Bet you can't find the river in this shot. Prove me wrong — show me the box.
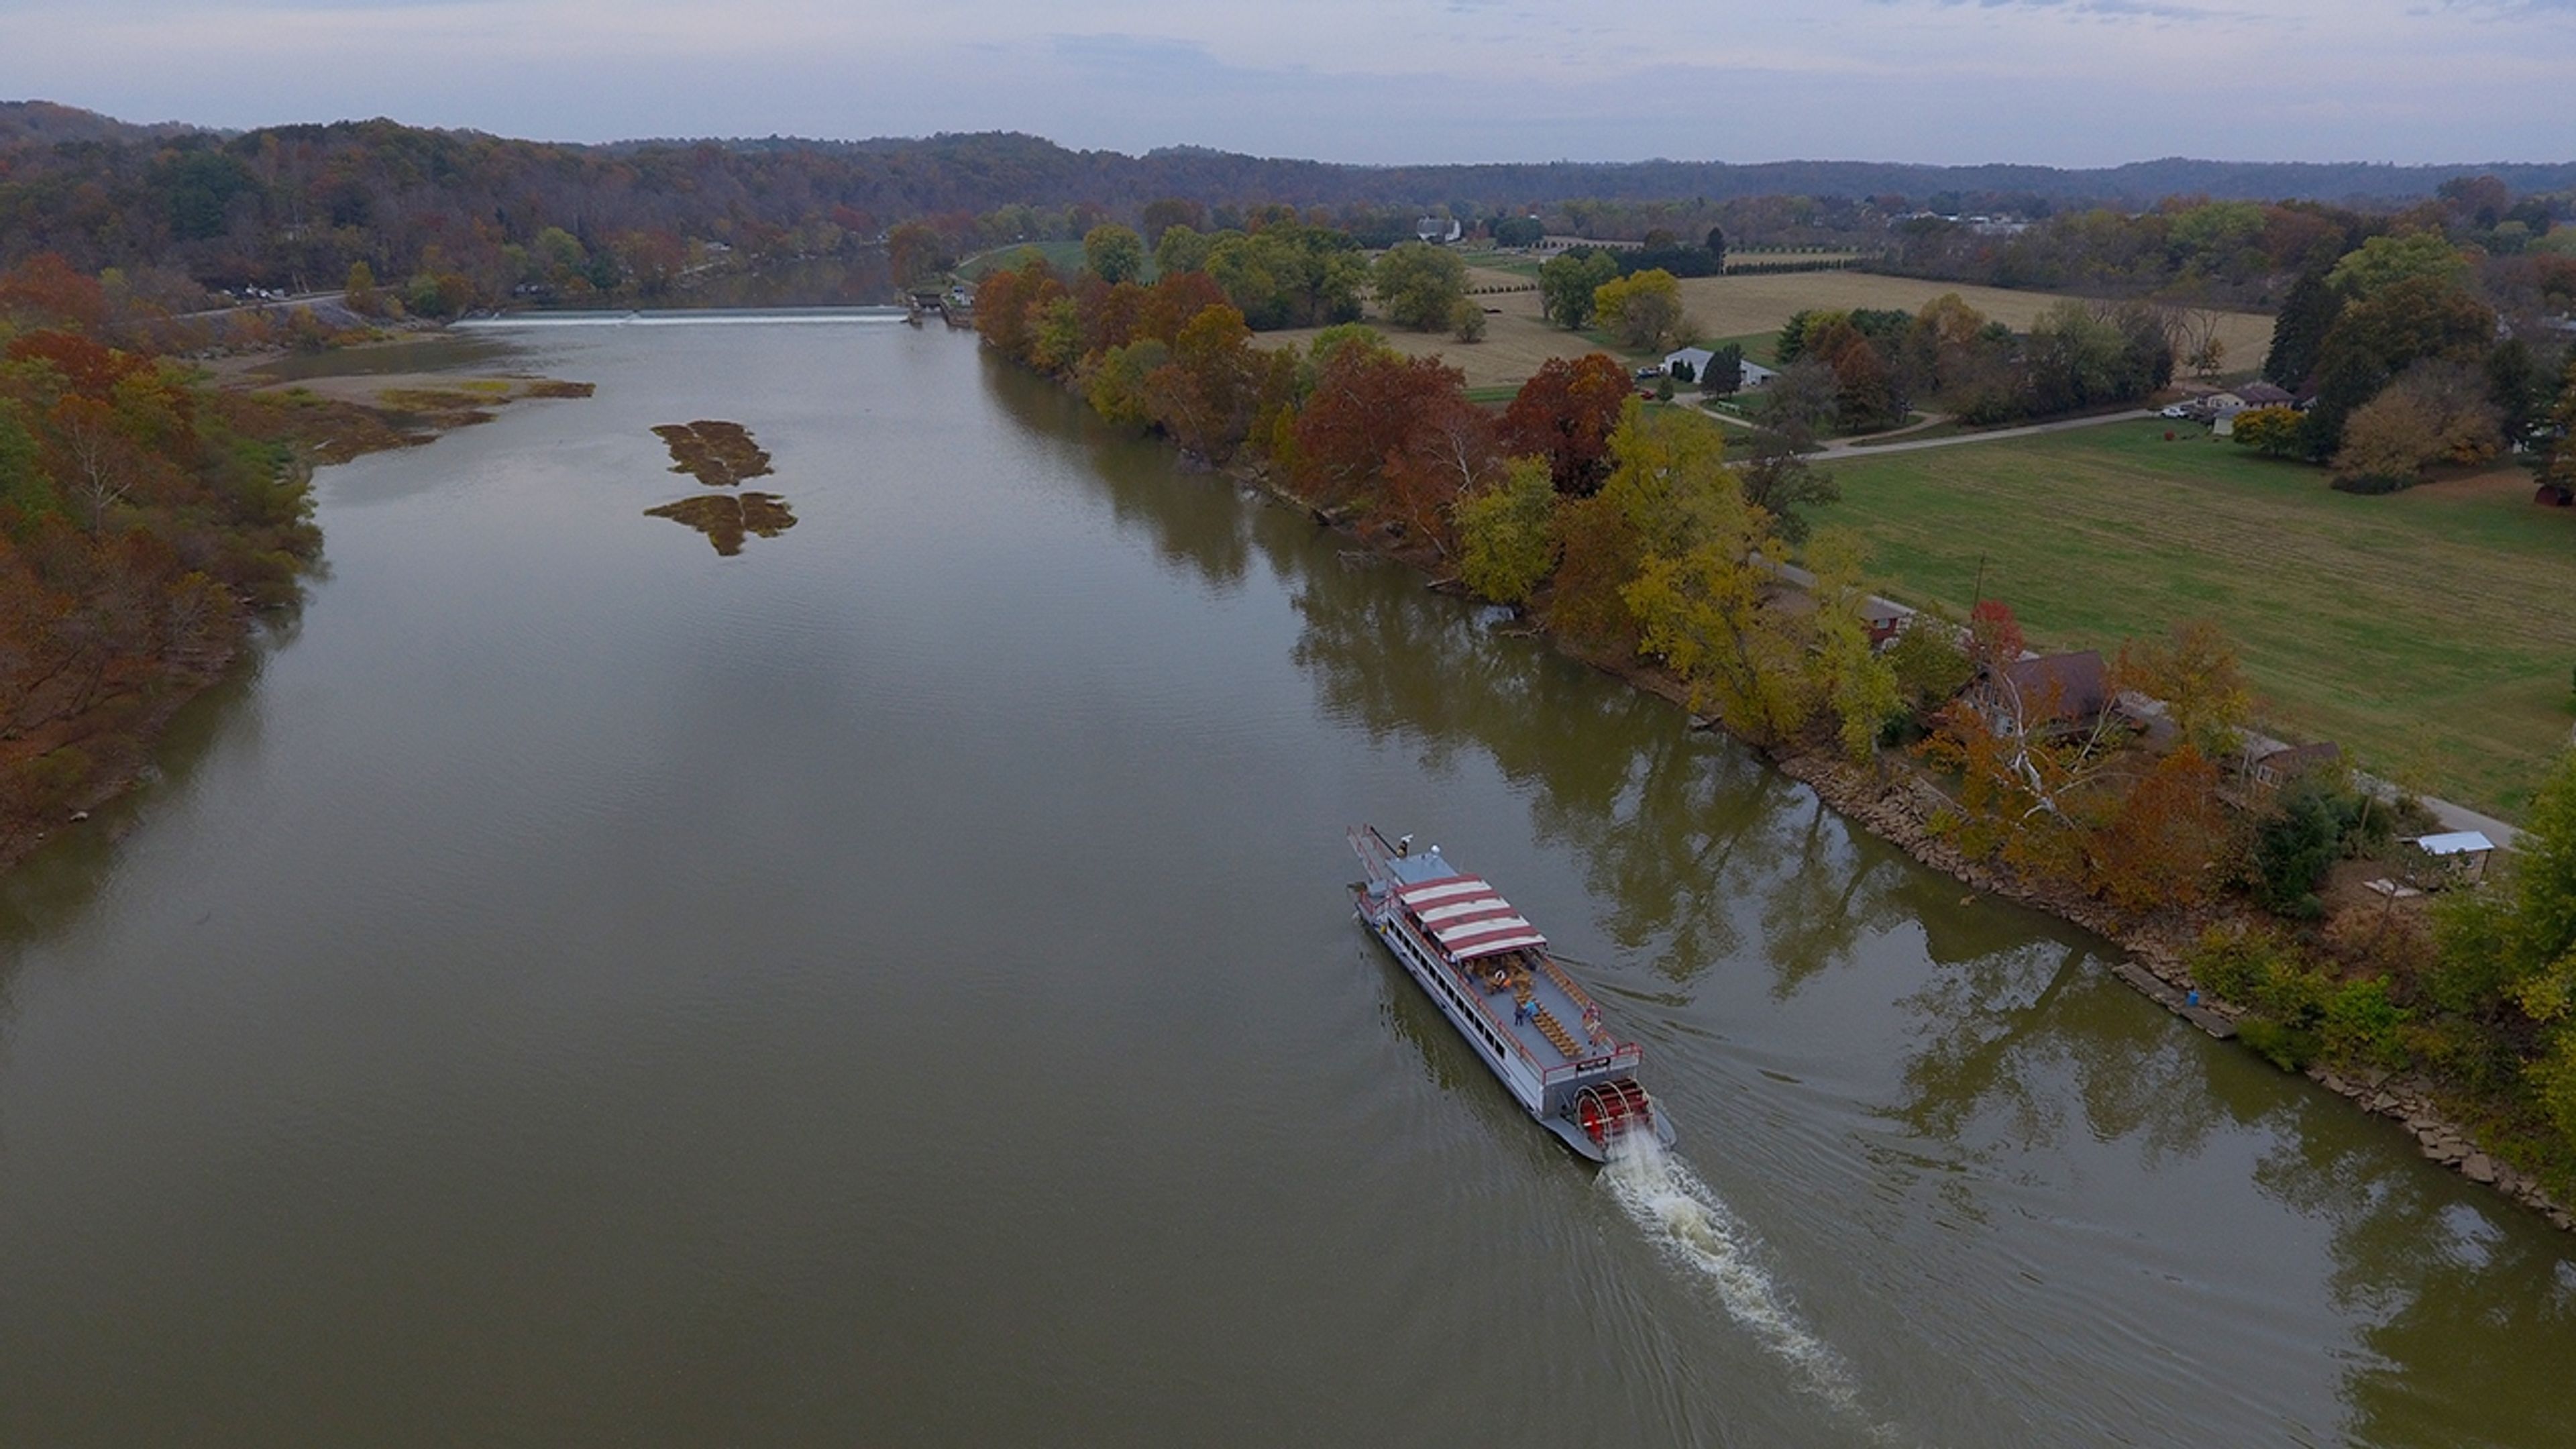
[1,313,2569,1447]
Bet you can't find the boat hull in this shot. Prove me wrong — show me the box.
[1354,892,1673,1164]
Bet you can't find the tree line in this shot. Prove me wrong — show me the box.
[973,234,2576,1209]
[2245,219,2576,491]
[0,252,323,855]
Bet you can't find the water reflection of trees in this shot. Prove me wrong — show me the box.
[1888,938,2576,1444]
[1892,951,2235,1165]
[1284,552,1791,978]
[0,644,273,1018]
[993,366,2576,1444]
[2253,1110,2576,1447]
[982,358,1254,590]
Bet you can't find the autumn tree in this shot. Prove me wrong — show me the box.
[2119,619,2251,757]
[343,260,382,317]
[887,221,949,286]
[1153,225,1215,278]
[1806,529,1902,761]
[1884,608,1974,716]
[1967,598,2024,670]
[1593,268,1685,350]
[1380,389,1501,555]
[1546,494,1646,650]
[2085,745,2228,912]
[0,253,107,333]
[1085,339,1169,430]
[1732,434,1839,544]
[1625,534,1811,747]
[2434,750,2576,1153]
[1499,352,1631,494]
[1138,198,1205,246]
[1142,305,1265,463]
[2228,405,2305,458]
[42,396,142,533]
[1538,249,1619,329]
[1454,456,1558,605]
[1083,224,1146,284]
[2307,274,2496,452]
[2331,360,2504,490]
[1288,339,1477,527]
[1762,360,1839,445]
[1600,405,1816,745]
[1371,242,1468,331]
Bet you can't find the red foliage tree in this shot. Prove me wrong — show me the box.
[1968,599,2024,669]
[1289,345,1470,506]
[1379,391,1501,555]
[1134,271,1228,345]
[2085,745,2229,912]
[1500,352,1630,495]
[0,254,107,333]
[1142,305,1263,462]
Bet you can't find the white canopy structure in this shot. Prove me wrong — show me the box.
[1395,875,1548,960]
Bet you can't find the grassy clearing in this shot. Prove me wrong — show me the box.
[1672,272,2275,366]
[1264,272,2274,393]
[1820,423,2576,817]
[956,241,1089,280]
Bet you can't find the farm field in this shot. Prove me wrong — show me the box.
[1264,271,2273,391]
[1821,422,2576,818]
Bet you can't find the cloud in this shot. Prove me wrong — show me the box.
[0,0,2566,163]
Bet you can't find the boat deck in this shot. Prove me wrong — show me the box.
[1381,847,1617,1070]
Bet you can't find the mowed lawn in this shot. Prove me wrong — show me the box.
[1823,423,2576,818]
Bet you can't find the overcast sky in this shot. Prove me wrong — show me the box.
[1,0,2569,166]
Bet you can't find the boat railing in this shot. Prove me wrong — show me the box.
[1540,1046,1642,1086]
[1535,952,1601,1015]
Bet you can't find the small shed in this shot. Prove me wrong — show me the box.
[2407,830,2496,885]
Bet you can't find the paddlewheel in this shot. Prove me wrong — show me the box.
[1574,1079,1654,1147]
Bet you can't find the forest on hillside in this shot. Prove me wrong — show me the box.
[5,99,2575,318]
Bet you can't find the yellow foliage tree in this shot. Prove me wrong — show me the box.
[1592,268,1685,350]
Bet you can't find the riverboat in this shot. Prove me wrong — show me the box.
[1348,826,1674,1162]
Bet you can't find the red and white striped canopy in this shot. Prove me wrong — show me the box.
[1396,875,1547,961]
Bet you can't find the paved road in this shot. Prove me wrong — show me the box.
[169,290,349,323]
[1817,407,2155,457]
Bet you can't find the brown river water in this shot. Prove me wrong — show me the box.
[1,312,2570,1446]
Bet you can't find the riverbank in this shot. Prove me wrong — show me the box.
[1237,452,2576,1234]
[0,338,594,878]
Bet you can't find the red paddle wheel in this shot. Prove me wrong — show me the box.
[1574,1079,1654,1146]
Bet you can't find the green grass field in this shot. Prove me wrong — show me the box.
[1819,423,2576,818]
[956,241,1100,281]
